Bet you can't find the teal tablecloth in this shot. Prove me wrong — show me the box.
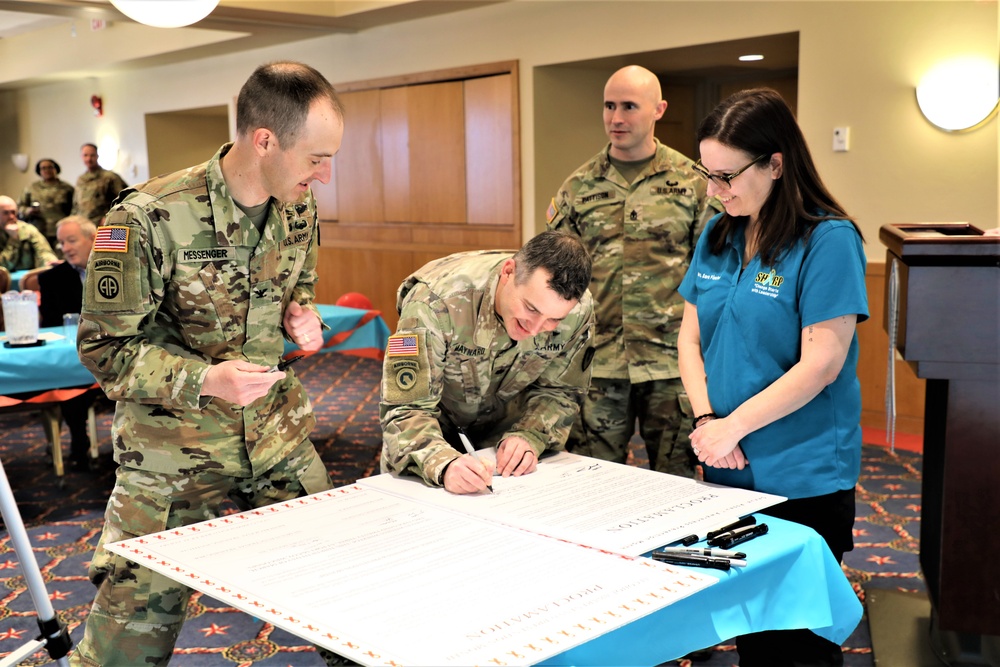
[544,515,862,665]
[1,305,389,396]
[0,328,93,396]
[284,304,390,358]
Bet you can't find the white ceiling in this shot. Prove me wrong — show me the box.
[0,1,799,91]
[0,0,503,88]
[0,7,65,38]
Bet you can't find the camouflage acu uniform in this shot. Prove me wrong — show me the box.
[546,139,719,475]
[71,143,333,667]
[72,167,128,224]
[380,251,594,487]
[16,178,74,242]
[0,220,57,270]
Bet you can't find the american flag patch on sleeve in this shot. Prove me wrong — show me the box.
[93,226,130,253]
[387,334,418,357]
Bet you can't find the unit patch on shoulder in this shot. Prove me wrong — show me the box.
[93,226,129,253]
[382,330,430,403]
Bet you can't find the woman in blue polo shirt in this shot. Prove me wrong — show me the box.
[678,88,867,667]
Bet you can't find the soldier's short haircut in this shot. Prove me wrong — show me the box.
[237,61,344,147]
[512,230,592,301]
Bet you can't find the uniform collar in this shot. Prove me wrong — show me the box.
[473,267,505,349]
[205,143,297,250]
[591,138,677,185]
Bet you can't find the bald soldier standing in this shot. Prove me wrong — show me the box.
[72,61,344,666]
[381,231,594,494]
[546,65,720,477]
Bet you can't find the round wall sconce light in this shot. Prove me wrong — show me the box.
[109,0,219,29]
[916,56,1000,133]
[97,137,120,171]
[11,153,29,173]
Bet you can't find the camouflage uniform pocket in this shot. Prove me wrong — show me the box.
[278,247,307,302]
[458,359,482,405]
[496,355,545,401]
[90,475,172,619]
[296,444,334,496]
[168,260,238,350]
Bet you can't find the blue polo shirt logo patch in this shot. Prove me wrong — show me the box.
[752,269,785,298]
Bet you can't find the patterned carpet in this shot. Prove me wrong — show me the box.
[0,352,924,666]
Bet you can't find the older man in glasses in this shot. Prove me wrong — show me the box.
[546,65,720,478]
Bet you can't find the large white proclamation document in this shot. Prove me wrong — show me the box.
[359,451,784,556]
[104,453,783,665]
[106,484,715,666]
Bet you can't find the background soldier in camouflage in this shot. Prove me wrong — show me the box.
[381,230,594,494]
[17,158,74,250]
[71,143,128,225]
[546,65,720,477]
[71,62,344,667]
[0,194,57,270]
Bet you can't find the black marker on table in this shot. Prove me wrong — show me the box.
[706,516,757,541]
[651,552,736,571]
[674,515,757,547]
[713,523,769,550]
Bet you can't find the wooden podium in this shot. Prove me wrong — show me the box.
[880,223,999,659]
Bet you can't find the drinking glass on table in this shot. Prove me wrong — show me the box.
[63,312,80,340]
[2,291,40,345]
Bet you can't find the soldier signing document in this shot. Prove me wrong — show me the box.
[380,231,596,495]
[72,61,344,666]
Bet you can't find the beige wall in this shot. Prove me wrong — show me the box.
[1,1,997,261]
[533,66,609,224]
[145,107,230,177]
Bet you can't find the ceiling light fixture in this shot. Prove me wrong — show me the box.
[739,54,764,62]
[916,56,1000,133]
[109,0,219,29]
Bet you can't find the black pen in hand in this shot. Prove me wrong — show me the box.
[272,355,305,372]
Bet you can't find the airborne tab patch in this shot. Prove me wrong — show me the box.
[92,257,124,304]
